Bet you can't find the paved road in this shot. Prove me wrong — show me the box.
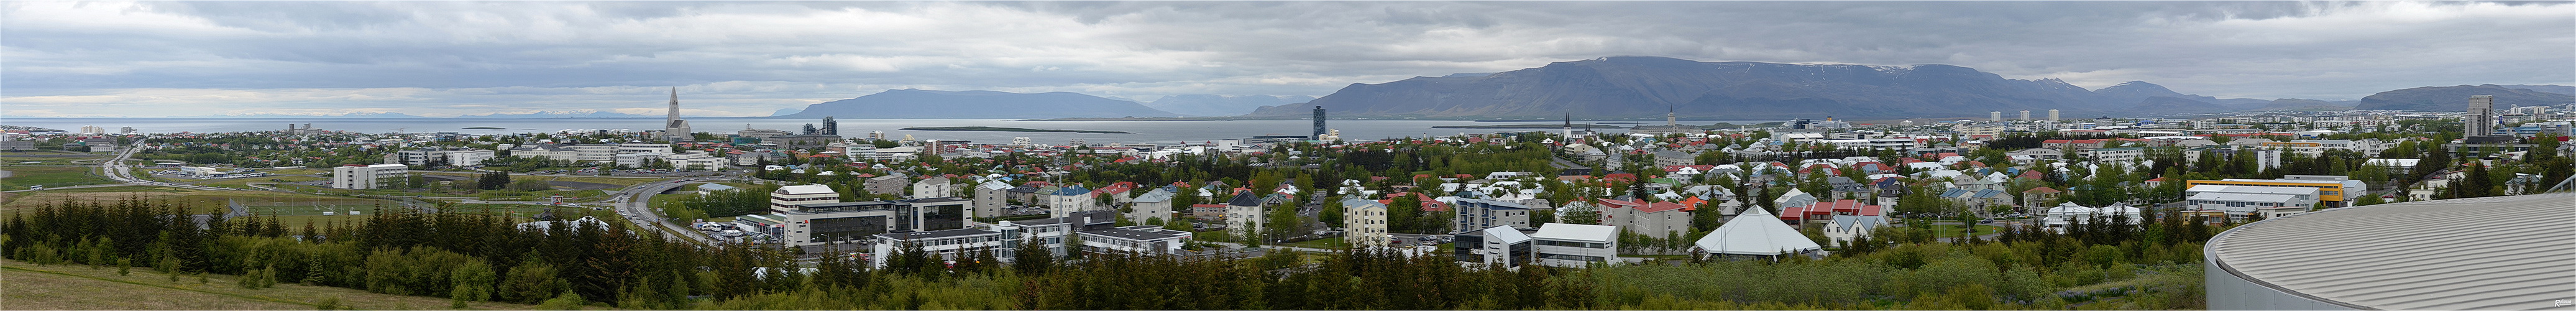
[86,141,232,192]
[613,177,720,244]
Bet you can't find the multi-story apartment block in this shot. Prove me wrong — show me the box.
[1452,198,1533,233]
[331,164,409,189]
[1342,198,1390,249]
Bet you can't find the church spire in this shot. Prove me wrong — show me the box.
[667,87,681,120]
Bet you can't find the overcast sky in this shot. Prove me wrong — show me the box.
[4,1,2571,118]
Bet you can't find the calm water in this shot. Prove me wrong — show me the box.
[6,118,1774,145]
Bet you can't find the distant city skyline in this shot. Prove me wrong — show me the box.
[3,1,2571,118]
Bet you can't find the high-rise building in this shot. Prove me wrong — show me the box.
[2048,109,2061,122]
[1312,106,1327,139]
[663,88,692,142]
[2466,95,2494,137]
[822,116,840,136]
[801,124,817,135]
[869,131,885,141]
[1990,111,2003,122]
[2019,110,2031,121]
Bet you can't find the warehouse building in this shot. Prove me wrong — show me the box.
[2183,185,2322,220]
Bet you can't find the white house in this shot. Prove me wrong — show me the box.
[1821,215,1889,245]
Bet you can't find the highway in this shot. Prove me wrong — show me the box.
[610,177,721,244]
[7,140,731,246]
[90,140,232,192]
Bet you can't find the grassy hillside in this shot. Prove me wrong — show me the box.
[1,260,536,310]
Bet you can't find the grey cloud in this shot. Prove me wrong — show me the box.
[2,1,2569,117]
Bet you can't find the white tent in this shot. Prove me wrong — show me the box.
[1695,205,1823,256]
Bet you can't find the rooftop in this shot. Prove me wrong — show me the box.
[776,184,836,195]
[2206,193,2576,310]
[1078,226,1193,241]
[875,228,999,241]
[1529,223,1618,243]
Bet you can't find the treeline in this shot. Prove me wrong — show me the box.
[1605,212,2224,310]
[6,198,2216,310]
[664,184,782,220]
[1,199,749,308]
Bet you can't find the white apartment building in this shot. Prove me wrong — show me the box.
[1127,188,1178,225]
[1224,190,1274,239]
[1529,223,1620,268]
[869,229,1004,269]
[770,185,841,213]
[509,144,616,162]
[1342,198,1391,249]
[972,180,1011,220]
[910,177,954,199]
[390,149,496,167]
[2084,147,2148,163]
[330,164,409,189]
[1075,225,1194,255]
[867,210,1162,268]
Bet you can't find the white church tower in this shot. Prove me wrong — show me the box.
[664,87,692,142]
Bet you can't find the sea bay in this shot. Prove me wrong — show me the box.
[6,118,1772,145]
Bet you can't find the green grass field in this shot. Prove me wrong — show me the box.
[32,185,192,193]
[0,155,107,166]
[190,175,324,190]
[1282,236,1348,249]
[0,166,117,190]
[0,259,537,310]
[0,188,403,218]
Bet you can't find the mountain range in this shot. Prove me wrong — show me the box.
[183,112,427,118]
[1142,95,1317,116]
[1245,57,2294,119]
[782,89,1183,119]
[2353,85,2576,111]
[457,110,659,118]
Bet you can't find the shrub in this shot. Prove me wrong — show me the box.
[537,291,587,310]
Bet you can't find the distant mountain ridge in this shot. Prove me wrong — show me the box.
[1144,95,1316,116]
[1246,56,2262,119]
[185,112,426,118]
[786,89,1181,119]
[2261,99,2359,111]
[2354,85,2576,111]
[2500,85,2576,96]
[457,110,656,118]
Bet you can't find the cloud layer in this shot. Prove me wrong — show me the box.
[4,1,2570,117]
